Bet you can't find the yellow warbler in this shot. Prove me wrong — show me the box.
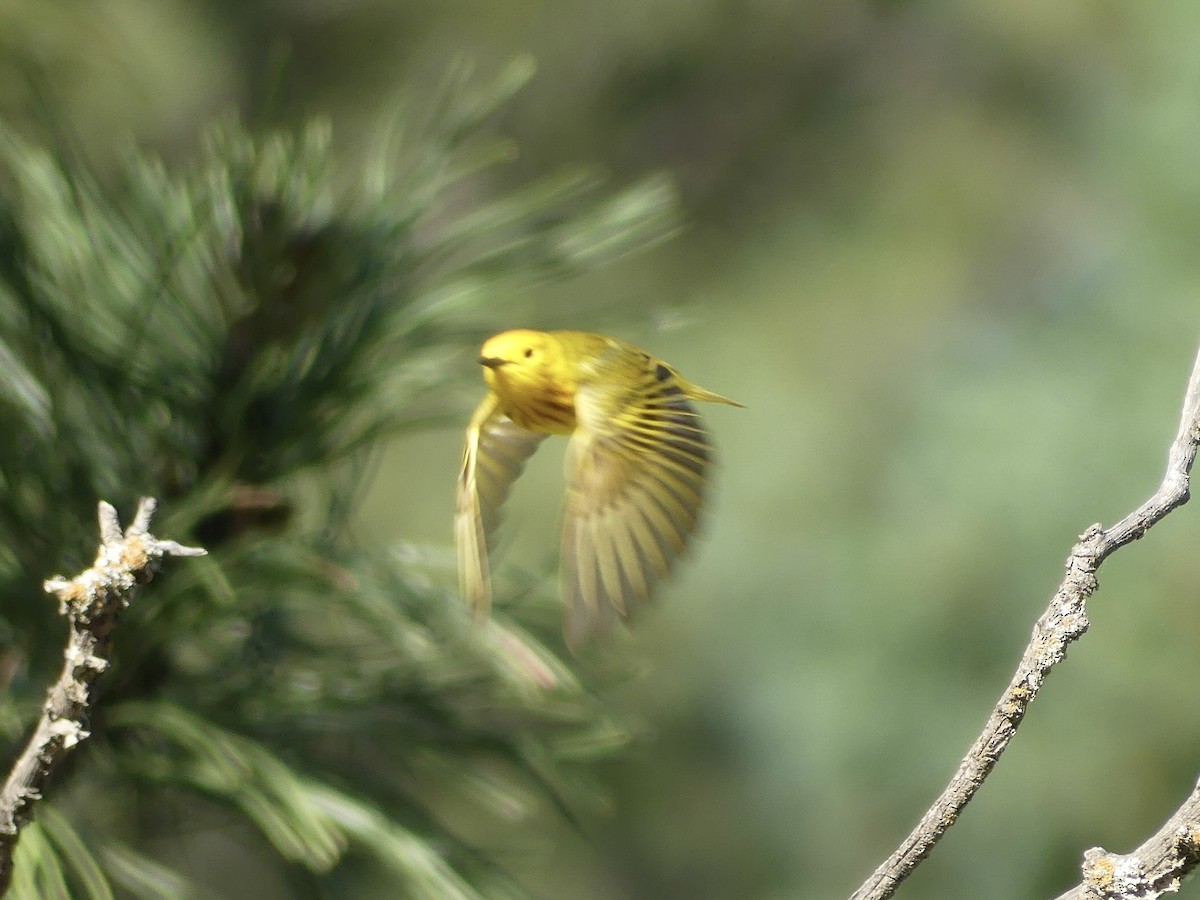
[456,329,741,649]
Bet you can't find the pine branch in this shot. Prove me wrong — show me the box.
[849,340,1200,900]
[0,498,205,894]
[0,67,674,892]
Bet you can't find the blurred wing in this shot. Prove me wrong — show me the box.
[456,393,547,618]
[561,354,712,648]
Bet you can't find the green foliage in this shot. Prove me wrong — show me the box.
[11,806,113,900]
[0,63,677,896]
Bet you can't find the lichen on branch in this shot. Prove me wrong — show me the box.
[0,498,205,894]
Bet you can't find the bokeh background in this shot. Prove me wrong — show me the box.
[5,2,1200,898]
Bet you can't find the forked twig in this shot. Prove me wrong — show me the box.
[850,343,1200,900]
[0,499,205,894]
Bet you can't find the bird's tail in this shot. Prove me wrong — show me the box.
[685,383,744,408]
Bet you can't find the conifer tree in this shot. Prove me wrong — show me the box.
[0,62,677,897]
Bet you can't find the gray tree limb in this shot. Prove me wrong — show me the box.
[850,342,1200,900]
[1054,807,1200,900]
[0,498,206,895]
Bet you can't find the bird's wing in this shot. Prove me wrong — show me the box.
[456,392,547,618]
[561,352,712,648]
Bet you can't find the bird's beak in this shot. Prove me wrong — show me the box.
[479,356,508,369]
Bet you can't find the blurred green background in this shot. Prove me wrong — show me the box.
[5,1,1200,898]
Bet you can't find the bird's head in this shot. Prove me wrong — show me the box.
[478,330,560,395]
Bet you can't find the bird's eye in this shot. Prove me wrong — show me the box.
[524,348,534,358]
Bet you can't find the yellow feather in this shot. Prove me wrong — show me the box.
[456,328,741,650]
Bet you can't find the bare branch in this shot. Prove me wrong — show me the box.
[850,343,1200,900]
[0,498,206,894]
[1052,784,1200,898]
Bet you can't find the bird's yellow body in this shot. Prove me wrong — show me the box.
[456,329,740,649]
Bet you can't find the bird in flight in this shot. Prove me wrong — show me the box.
[456,329,741,650]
